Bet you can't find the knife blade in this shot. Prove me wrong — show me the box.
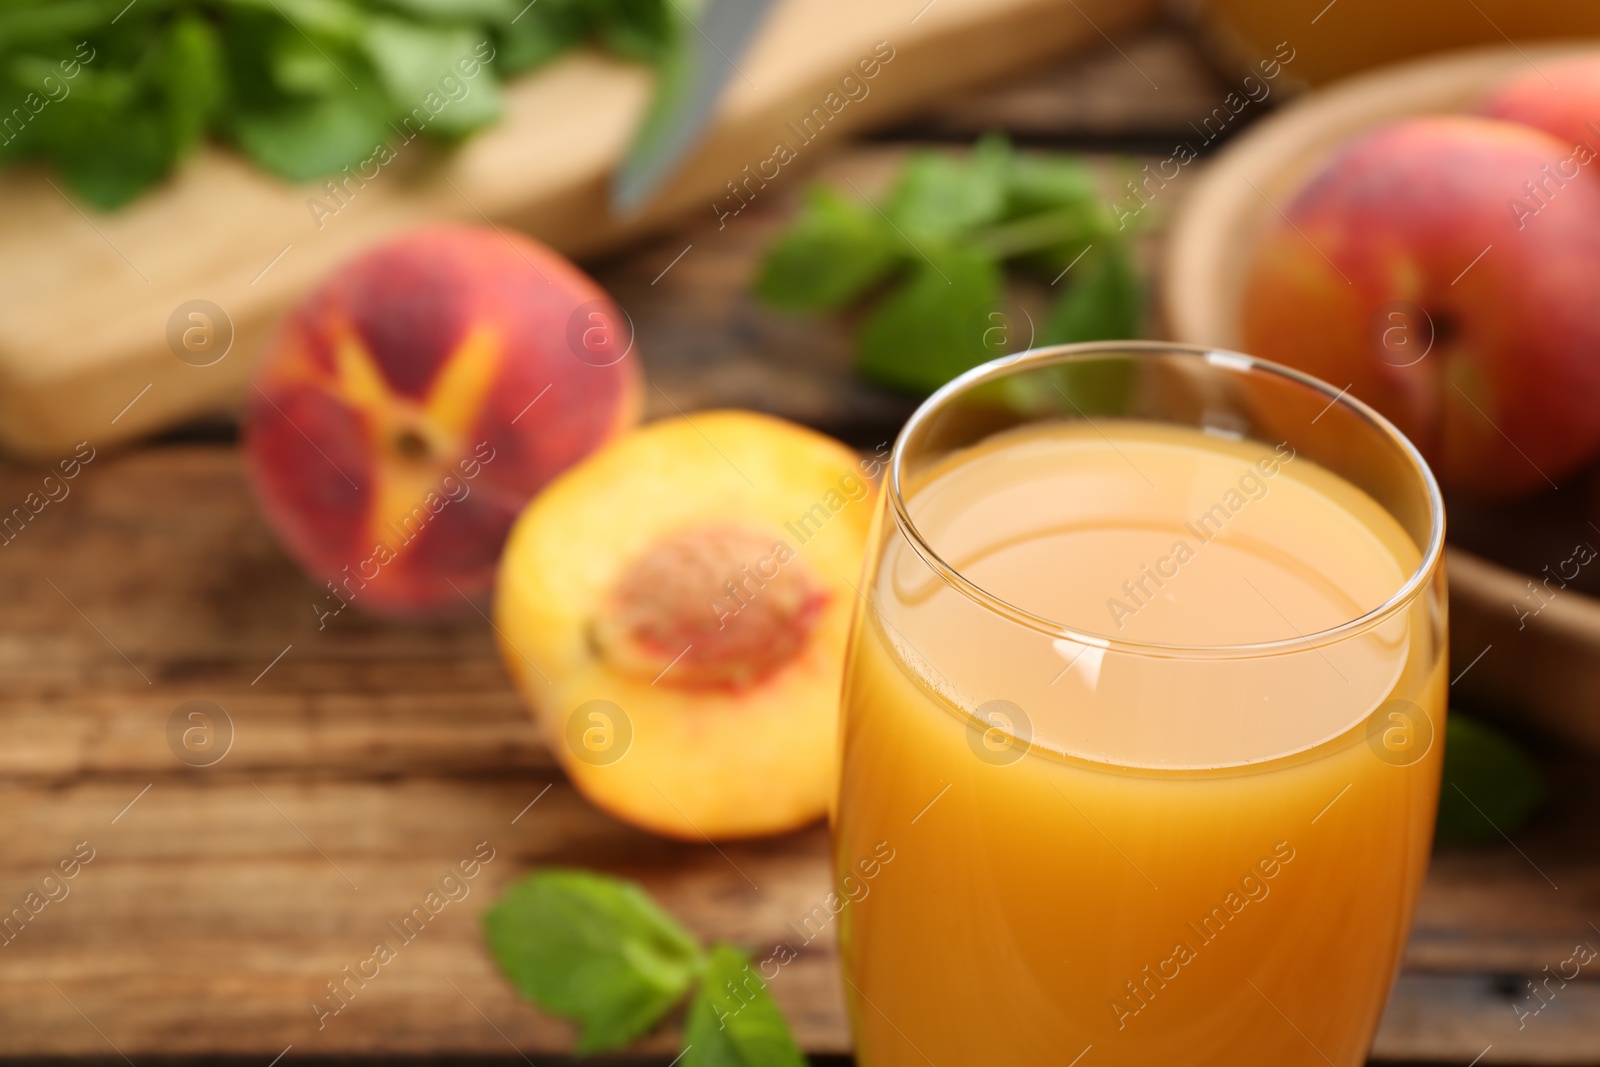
[610,0,779,216]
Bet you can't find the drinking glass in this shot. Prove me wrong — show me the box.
[833,342,1446,1066]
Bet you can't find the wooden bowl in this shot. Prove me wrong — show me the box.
[1163,43,1600,751]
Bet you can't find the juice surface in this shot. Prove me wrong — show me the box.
[834,419,1444,1067]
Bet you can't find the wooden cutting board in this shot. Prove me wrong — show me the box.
[0,0,1155,461]
[3,443,1599,1060]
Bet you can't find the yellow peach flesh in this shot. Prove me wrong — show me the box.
[494,411,874,840]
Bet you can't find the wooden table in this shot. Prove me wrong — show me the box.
[2,19,1597,1066]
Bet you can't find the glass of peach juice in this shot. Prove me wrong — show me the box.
[833,343,1446,1066]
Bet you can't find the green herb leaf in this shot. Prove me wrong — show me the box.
[858,242,1003,394]
[754,186,898,312]
[1435,714,1545,846]
[887,146,1007,239]
[243,0,367,43]
[483,868,707,1054]
[268,29,356,97]
[495,0,588,75]
[0,0,674,204]
[754,135,1146,396]
[682,944,808,1067]
[363,18,500,136]
[232,91,391,182]
[161,14,227,160]
[1003,150,1101,218]
[59,110,171,209]
[589,0,680,65]
[385,0,519,22]
[993,149,1120,268]
[1040,242,1142,345]
[0,3,118,51]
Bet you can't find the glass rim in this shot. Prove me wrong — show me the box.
[886,340,1447,661]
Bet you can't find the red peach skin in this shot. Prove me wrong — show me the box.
[1242,116,1600,497]
[246,225,640,616]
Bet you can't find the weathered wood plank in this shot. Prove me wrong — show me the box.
[0,447,543,782]
[1,773,1598,1060]
[0,777,841,1056]
[890,25,1251,144]
[1,444,1598,1062]
[1375,973,1600,1064]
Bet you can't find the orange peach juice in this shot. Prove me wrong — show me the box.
[835,419,1444,1066]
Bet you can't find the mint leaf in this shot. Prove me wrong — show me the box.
[590,0,680,65]
[1004,151,1101,218]
[364,18,501,136]
[1436,714,1545,846]
[386,0,518,20]
[162,14,226,159]
[754,137,1147,395]
[888,146,1007,239]
[0,5,111,49]
[495,0,588,74]
[755,186,898,312]
[0,0,675,206]
[1040,242,1142,345]
[268,28,355,96]
[232,91,390,181]
[484,868,706,1054]
[252,0,367,42]
[60,111,170,209]
[682,944,808,1067]
[858,242,1003,394]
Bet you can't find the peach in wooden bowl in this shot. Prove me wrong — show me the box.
[1164,44,1600,751]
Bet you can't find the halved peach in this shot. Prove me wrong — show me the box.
[494,411,876,840]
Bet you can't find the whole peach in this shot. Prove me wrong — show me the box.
[1242,116,1600,496]
[245,225,640,617]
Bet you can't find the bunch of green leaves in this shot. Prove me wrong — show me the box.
[0,0,678,209]
[1434,712,1545,846]
[485,868,807,1065]
[755,134,1142,395]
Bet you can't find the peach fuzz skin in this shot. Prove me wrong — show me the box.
[1479,55,1600,153]
[1242,116,1600,497]
[245,225,640,616]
